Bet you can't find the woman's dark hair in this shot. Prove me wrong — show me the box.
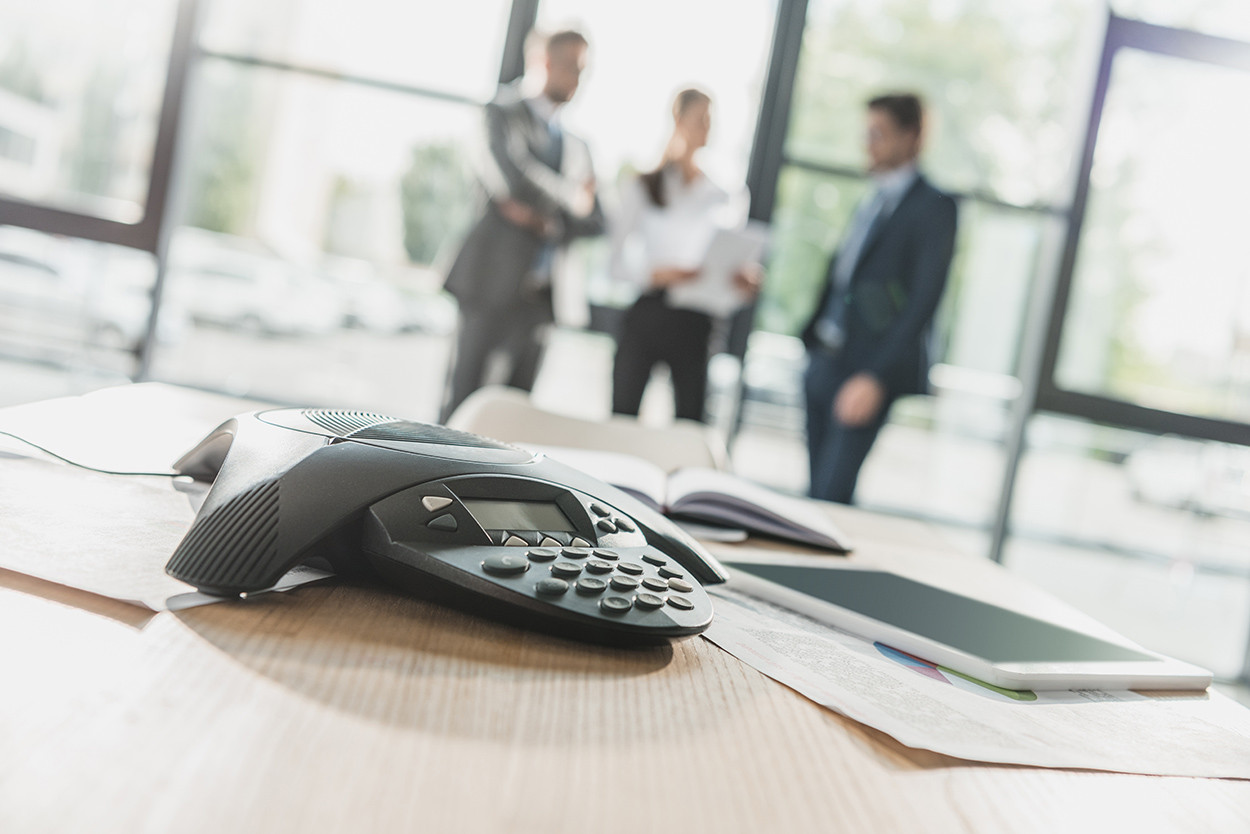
[639,88,712,207]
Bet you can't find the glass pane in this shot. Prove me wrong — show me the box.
[762,166,870,336]
[1112,0,1250,43]
[150,62,472,418]
[201,0,514,102]
[535,0,776,307]
[1055,49,1250,422]
[940,203,1058,378]
[787,0,1103,206]
[0,224,165,372]
[1006,413,1250,678]
[0,0,179,220]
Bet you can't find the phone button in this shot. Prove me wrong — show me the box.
[614,517,636,533]
[421,496,453,512]
[635,593,665,610]
[427,514,459,532]
[482,554,530,576]
[589,502,611,517]
[609,575,640,592]
[575,577,608,595]
[667,578,694,594]
[527,548,558,562]
[600,596,633,614]
[535,578,569,595]
[641,577,669,592]
[595,519,618,534]
[585,559,615,574]
[641,553,667,567]
[551,562,583,578]
[666,596,694,611]
[616,562,644,576]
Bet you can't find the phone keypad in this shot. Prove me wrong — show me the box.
[459,542,708,630]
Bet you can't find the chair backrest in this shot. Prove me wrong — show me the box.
[446,385,729,473]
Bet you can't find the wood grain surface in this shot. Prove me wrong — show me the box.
[2,385,1248,833]
[2,555,1248,834]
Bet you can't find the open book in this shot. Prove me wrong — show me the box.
[530,446,852,553]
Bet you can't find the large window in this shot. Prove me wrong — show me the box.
[1055,49,1250,423]
[0,0,179,221]
[1111,0,1250,43]
[200,0,513,102]
[0,0,180,370]
[139,1,513,419]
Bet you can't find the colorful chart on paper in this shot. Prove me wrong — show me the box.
[874,643,1037,702]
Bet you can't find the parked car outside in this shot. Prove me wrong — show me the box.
[168,229,343,337]
[0,226,184,358]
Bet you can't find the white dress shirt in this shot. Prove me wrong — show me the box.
[609,166,747,293]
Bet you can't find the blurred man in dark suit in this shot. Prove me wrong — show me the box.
[441,30,605,421]
[801,93,958,503]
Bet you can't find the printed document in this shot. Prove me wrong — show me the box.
[705,585,1250,779]
[667,222,770,317]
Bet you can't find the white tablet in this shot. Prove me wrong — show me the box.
[724,561,1212,692]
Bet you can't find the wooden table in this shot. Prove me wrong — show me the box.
[1,388,1248,833]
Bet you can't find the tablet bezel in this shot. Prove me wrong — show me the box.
[723,561,1212,692]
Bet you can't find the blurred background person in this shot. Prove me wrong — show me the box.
[608,88,761,423]
[801,93,957,504]
[441,30,605,422]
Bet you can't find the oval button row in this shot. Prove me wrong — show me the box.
[484,549,698,616]
[594,517,637,535]
[534,577,694,613]
[586,503,638,534]
[600,593,689,613]
[488,550,695,592]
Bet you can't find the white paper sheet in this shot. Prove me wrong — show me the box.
[704,585,1250,779]
[666,222,770,317]
[0,386,331,610]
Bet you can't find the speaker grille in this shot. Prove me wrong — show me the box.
[167,479,282,593]
[301,409,395,437]
[348,420,516,450]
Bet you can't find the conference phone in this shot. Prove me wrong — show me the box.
[166,408,727,643]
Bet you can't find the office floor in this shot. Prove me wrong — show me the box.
[2,332,1248,706]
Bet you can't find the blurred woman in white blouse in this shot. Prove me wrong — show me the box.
[608,88,761,422]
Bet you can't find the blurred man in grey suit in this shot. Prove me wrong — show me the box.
[441,30,605,421]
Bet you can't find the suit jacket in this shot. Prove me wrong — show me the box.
[444,84,605,320]
[801,174,957,397]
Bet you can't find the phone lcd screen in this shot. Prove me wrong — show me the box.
[462,499,577,532]
[728,563,1154,664]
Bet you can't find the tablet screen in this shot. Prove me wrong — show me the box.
[727,564,1154,664]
